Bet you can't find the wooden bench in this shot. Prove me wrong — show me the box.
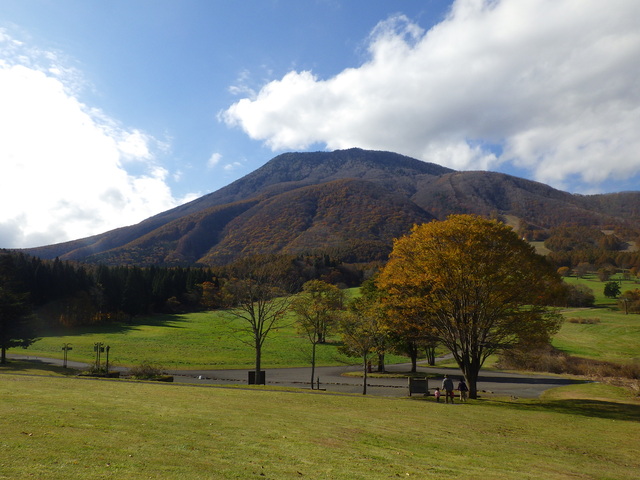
[408,377,429,396]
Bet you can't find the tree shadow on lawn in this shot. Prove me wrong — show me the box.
[34,313,189,338]
[477,373,581,386]
[0,358,75,375]
[494,398,640,422]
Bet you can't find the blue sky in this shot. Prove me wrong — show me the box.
[1,0,639,248]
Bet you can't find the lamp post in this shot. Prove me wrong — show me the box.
[105,345,111,373]
[62,343,72,368]
[94,342,104,371]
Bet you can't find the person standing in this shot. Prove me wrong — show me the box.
[441,374,454,404]
[457,378,469,402]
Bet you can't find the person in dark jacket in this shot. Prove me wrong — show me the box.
[457,378,469,402]
[441,375,454,404]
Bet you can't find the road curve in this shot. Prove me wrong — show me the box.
[6,354,580,398]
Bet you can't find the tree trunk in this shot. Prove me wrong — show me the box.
[255,341,262,382]
[1,347,6,364]
[362,355,368,395]
[377,352,385,373]
[410,352,417,373]
[461,363,480,399]
[310,342,316,389]
[425,345,436,366]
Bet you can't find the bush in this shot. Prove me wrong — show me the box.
[618,289,640,313]
[567,317,600,324]
[498,345,640,381]
[563,284,595,307]
[128,362,166,380]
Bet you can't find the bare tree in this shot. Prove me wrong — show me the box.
[220,258,292,383]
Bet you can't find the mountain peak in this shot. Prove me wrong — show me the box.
[20,149,640,266]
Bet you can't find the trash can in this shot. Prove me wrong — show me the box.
[248,371,266,385]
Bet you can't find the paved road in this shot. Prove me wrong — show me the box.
[168,363,578,398]
[8,354,579,398]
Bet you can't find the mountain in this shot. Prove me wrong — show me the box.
[21,148,640,266]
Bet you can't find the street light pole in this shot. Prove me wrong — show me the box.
[62,343,72,368]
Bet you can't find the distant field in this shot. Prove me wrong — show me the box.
[19,276,640,369]
[554,275,640,363]
[0,373,638,480]
[22,309,406,370]
[555,308,640,362]
[563,274,640,306]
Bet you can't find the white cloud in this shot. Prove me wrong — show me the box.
[207,152,222,168]
[221,0,640,192]
[223,162,242,172]
[0,30,184,248]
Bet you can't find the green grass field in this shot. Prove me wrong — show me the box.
[16,276,640,370]
[555,275,640,363]
[1,373,638,480]
[21,309,406,370]
[562,274,639,306]
[554,308,640,362]
[4,279,640,478]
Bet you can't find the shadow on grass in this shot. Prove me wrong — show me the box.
[34,313,189,338]
[477,373,583,386]
[494,398,640,422]
[0,358,76,376]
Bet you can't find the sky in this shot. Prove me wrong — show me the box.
[1,0,639,249]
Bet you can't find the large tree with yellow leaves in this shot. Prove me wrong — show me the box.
[377,215,563,398]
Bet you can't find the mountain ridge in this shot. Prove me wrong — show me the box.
[20,148,640,266]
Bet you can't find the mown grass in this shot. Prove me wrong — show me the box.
[563,274,638,306]
[555,275,640,363]
[1,374,638,480]
[554,308,640,363]
[22,309,407,370]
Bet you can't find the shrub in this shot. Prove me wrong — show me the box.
[128,362,165,380]
[618,289,640,313]
[567,317,600,324]
[563,284,595,307]
[498,345,640,381]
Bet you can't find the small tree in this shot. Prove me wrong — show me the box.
[220,258,292,381]
[604,281,621,299]
[618,289,640,314]
[563,283,595,307]
[574,262,593,279]
[290,280,344,388]
[339,296,387,395]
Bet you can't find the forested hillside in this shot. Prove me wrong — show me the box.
[20,148,640,268]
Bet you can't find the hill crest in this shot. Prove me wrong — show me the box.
[20,148,640,265]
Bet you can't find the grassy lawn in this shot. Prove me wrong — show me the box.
[562,274,638,306]
[0,373,638,480]
[21,309,407,370]
[17,277,639,369]
[555,275,640,363]
[554,308,640,362]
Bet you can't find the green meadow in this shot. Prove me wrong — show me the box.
[20,276,640,369]
[556,275,640,363]
[21,309,406,370]
[2,278,639,479]
[1,372,638,480]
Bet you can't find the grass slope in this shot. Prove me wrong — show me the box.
[1,374,639,480]
[23,309,405,370]
[555,276,640,362]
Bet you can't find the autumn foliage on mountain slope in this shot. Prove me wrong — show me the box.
[19,148,640,268]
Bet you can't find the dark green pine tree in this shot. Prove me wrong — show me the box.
[0,255,38,363]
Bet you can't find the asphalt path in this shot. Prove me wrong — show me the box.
[8,354,580,398]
